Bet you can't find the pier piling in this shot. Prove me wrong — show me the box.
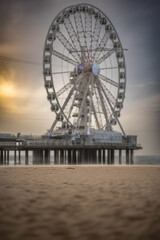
[131,150,134,165]
[25,150,28,165]
[14,150,17,165]
[119,149,122,165]
[126,149,129,164]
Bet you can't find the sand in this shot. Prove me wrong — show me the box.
[0,166,160,240]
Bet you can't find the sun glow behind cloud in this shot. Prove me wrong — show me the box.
[0,79,16,97]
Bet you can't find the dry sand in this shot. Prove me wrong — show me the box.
[0,166,160,240]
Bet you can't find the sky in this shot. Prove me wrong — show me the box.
[0,0,160,155]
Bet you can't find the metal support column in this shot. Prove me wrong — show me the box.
[131,149,134,165]
[103,149,106,164]
[111,149,115,164]
[78,149,81,164]
[45,149,50,164]
[89,149,92,163]
[119,149,122,165]
[98,149,101,164]
[91,149,95,164]
[54,150,59,164]
[72,150,76,164]
[81,149,85,164]
[0,150,3,165]
[68,149,71,164]
[107,149,111,164]
[4,150,6,165]
[25,150,28,165]
[60,150,64,164]
[18,150,21,164]
[126,149,129,164]
[14,150,17,165]
[7,150,9,165]
[84,149,88,164]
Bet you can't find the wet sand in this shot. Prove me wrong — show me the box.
[0,166,160,240]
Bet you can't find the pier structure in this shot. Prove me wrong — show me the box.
[0,133,141,165]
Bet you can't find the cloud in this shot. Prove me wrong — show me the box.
[0,0,159,154]
[133,81,160,89]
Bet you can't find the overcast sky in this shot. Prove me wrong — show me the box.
[0,0,159,155]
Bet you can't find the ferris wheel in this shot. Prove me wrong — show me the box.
[43,3,126,136]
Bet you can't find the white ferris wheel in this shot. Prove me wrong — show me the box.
[43,3,126,136]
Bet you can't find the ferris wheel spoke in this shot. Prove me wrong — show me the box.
[73,12,88,57]
[60,78,81,116]
[93,32,110,61]
[91,19,102,57]
[52,70,73,75]
[88,87,100,130]
[91,101,101,129]
[99,81,126,136]
[99,74,118,87]
[93,86,102,128]
[85,12,92,58]
[93,87,103,128]
[52,50,77,66]
[56,31,80,62]
[97,48,115,64]
[95,77,112,130]
[101,82,116,106]
[67,81,82,120]
[56,82,72,97]
[64,17,81,62]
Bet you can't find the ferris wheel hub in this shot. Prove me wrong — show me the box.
[92,63,100,76]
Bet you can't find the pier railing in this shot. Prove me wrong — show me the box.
[0,141,141,149]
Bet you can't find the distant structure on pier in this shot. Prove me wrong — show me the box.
[0,3,142,165]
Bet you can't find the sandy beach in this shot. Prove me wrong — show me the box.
[0,166,159,240]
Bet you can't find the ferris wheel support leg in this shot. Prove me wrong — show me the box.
[48,120,57,136]
[61,72,86,123]
[88,76,94,134]
[76,76,91,128]
[67,79,83,119]
[95,78,112,131]
[99,80,126,137]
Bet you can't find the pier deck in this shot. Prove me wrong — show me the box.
[0,137,142,165]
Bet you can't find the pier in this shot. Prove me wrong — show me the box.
[0,135,141,165]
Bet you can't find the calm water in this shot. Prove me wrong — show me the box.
[3,153,160,165]
[134,155,160,165]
